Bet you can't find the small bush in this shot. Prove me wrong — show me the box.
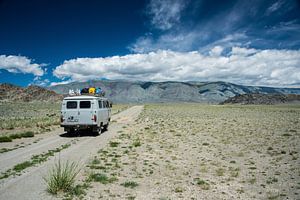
[21,131,35,138]
[0,136,12,143]
[109,141,119,148]
[44,159,80,194]
[70,183,89,196]
[91,158,101,165]
[174,187,183,193]
[89,173,117,184]
[9,134,22,139]
[132,139,141,147]
[196,179,210,190]
[89,173,109,184]
[121,181,138,188]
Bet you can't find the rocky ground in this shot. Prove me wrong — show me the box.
[79,104,300,200]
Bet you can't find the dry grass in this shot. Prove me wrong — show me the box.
[111,104,131,115]
[0,102,61,136]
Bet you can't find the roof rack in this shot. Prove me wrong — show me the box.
[68,89,105,97]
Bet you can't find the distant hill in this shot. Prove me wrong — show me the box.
[48,80,300,103]
[220,93,300,105]
[0,83,63,102]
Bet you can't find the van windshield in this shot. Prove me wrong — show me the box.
[80,101,91,109]
[66,101,77,109]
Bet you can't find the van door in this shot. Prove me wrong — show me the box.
[64,101,79,125]
[104,101,110,123]
[103,101,109,124]
[78,100,93,124]
[98,100,105,125]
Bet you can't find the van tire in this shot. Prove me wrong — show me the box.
[97,127,102,134]
[66,128,75,136]
[103,123,109,132]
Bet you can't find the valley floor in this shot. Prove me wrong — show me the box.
[0,103,299,200]
[82,104,300,199]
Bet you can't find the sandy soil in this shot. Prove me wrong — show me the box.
[80,104,300,200]
[0,106,143,200]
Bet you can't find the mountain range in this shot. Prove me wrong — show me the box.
[221,93,300,105]
[48,80,300,103]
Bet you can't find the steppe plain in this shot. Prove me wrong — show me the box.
[0,102,299,200]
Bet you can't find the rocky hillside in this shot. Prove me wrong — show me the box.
[0,83,63,102]
[220,93,300,105]
[49,80,300,103]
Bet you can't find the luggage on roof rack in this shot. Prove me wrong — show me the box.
[89,87,95,94]
[69,87,105,97]
[81,88,89,94]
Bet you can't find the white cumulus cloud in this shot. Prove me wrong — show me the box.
[53,47,300,87]
[0,55,45,76]
[209,46,224,56]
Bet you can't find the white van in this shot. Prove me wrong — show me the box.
[60,95,111,135]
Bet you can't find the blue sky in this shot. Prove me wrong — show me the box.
[0,0,300,87]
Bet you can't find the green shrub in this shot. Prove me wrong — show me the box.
[109,141,119,147]
[89,172,118,184]
[132,139,141,147]
[9,134,22,139]
[121,181,138,188]
[0,136,12,143]
[21,131,34,138]
[196,179,210,190]
[89,173,109,184]
[44,159,80,194]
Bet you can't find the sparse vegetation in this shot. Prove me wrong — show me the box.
[75,104,300,199]
[0,147,17,153]
[0,131,35,143]
[0,143,71,180]
[13,161,32,172]
[0,102,61,132]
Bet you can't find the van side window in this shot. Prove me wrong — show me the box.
[80,101,91,109]
[66,101,77,109]
[103,101,107,108]
[98,101,103,108]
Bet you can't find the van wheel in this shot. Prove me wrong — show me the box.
[97,127,102,134]
[103,123,109,132]
[67,128,75,136]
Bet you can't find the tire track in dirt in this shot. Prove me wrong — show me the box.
[0,132,73,173]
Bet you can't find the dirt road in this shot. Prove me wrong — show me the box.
[0,105,143,200]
